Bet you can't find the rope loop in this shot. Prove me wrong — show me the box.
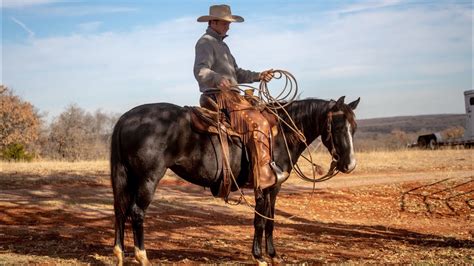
[220,70,341,221]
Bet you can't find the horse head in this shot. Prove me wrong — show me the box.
[321,96,360,173]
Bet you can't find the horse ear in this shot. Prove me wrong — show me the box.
[348,97,360,110]
[328,100,337,110]
[336,96,345,107]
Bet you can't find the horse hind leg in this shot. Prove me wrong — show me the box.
[113,212,126,266]
[131,167,166,266]
[111,161,129,266]
[131,203,151,266]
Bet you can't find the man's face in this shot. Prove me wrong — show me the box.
[210,20,231,36]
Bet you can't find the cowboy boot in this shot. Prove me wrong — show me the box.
[250,130,289,190]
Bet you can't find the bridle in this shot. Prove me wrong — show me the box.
[214,70,350,220]
[325,110,344,162]
[291,110,344,183]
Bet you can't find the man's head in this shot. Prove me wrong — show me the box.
[209,20,231,36]
[198,5,243,35]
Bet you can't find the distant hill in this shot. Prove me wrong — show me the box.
[357,114,466,134]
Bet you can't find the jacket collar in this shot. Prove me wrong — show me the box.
[206,26,228,41]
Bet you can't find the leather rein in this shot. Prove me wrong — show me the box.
[291,111,343,183]
[237,70,344,184]
[213,70,345,220]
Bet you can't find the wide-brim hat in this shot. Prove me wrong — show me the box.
[197,4,244,23]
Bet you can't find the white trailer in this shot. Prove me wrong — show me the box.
[414,90,474,149]
[463,90,474,141]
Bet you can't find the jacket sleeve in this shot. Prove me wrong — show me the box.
[231,53,261,84]
[194,39,223,88]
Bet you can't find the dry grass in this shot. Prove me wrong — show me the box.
[0,160,109,176]
[0,149,472,176]
[301,148,473,175]
[355,149,473,174]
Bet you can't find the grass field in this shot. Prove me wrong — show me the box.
[0,149,473,264]
[1,149,471,176]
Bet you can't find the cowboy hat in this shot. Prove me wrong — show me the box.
[197,4,244,23]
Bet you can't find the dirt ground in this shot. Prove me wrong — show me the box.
[0,162,473,264]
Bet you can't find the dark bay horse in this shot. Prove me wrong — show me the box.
[111,96,360,265]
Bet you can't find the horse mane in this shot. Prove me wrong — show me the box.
[274,98,328,145]
[272,98,357,145]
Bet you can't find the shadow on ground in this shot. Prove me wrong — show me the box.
[1,172,472,264]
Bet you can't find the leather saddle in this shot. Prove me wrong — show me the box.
[185,94,280,200]
[187,93,278,138]
[185,105,241,200]
[186,106,242,139]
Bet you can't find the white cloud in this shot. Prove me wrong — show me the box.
[2,2,471,119]
[3,17,202,117]
[2,0,61,8]
[336,0,403,14]
[77,21,102,33]
[2,0,139,15]
[33,6,139,16]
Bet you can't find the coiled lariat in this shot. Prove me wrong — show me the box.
[221,70,340,221]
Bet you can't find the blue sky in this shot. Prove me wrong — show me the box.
[1,0,472,120]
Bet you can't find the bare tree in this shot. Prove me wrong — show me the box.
[45,104,119,160]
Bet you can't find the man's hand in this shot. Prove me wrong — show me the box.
[259,69,274,82]
[217,78,232,90]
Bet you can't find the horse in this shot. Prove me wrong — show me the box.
[110,96,360,265]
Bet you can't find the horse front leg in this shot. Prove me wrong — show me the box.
[265,185,281,264]
[252,190,271,265]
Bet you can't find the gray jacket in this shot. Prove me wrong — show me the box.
[194,27,260,92]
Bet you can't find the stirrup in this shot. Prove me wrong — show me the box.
[270,161,289,186]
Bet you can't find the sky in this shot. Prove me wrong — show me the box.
[1,0,472,120]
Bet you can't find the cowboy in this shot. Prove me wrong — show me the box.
[194,4,289,193]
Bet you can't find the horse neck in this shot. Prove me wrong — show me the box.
[285,99,329,147]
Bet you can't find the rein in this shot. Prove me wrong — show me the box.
[215,70,344,220]
[292,111,342,183]
[249,70,342,184]
[231,70,342,185]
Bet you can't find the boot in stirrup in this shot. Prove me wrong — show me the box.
[270,161,289,186]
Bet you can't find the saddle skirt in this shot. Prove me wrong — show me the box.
[186,106,242,138]
[186,105,279,138]
[185,104,279,200]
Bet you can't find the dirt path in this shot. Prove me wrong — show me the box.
[0,169,473,264]
[286,169,472,189]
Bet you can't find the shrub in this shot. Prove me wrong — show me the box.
[1,143,34,161]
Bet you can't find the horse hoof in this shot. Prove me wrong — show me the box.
[253,257,268,266]
[113,245,123,266]
[134,247,152,266]
[271,256,283,265]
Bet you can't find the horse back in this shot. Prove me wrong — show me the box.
[112,103,190,171]
[111,102,248,189]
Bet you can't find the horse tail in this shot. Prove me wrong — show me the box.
[110,120,131,219]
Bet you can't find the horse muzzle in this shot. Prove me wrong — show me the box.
[339,159,357,174]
